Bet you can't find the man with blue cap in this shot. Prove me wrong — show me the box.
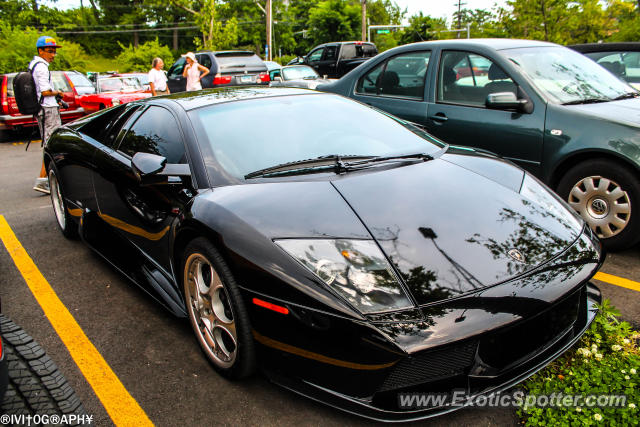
[31,35,64,194]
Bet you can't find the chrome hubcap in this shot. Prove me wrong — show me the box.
[184,253,237,368]
[49,171,65,230]
[568,176,631,239]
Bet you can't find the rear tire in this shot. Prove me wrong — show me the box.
[181,238,255,379]
[557,159,640,251]
[1,314,87,425]
[48,167,78,239]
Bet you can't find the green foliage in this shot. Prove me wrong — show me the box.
[307,0,359,45]
[518,300,639,425]
[0,23,89,73]
[398,13,447,45]
[115,38,174,72]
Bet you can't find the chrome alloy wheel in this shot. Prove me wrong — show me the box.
[49,170,65,230]
[184,253,237,368]
[568,175,631,239]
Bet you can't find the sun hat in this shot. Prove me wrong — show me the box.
[36,36,62,49]
[182,52,196,61]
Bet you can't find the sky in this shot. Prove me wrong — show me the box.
[45,0,508,23]
[396,0,506,23]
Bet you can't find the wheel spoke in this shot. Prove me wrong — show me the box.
[611,202,631,216]
[569,186,586,202]
[596,177,610,192]
[583,178,596,193]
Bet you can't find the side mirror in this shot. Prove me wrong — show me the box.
[132,152,191,185]
[486,92,531,113]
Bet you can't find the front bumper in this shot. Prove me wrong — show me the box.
[0,107,84,129]
[265,283,600,422]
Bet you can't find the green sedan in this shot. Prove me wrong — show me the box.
[319,39,640,250]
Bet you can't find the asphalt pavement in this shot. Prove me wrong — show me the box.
[0,132,638,426]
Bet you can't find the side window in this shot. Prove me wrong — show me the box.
[117,106,186,164]
[168,58,186,77]
[381,51,430,99]
[103,105,142,148]
[197,54,212,69]
[340,44,356,59]
[355,51,430,99]
[308,48,324,62]
[51,72,71,92]
[356,61,385,94]
[80,104,127,142]
[438,51,516,107]
[324,46,338,61]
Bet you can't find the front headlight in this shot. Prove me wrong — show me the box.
[275,239,413,314]
[111,98,121,106]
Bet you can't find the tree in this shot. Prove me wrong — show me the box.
[116,37,174,71]
[398,13,447,45]
[169,0,238,50]
[307,0,360,45]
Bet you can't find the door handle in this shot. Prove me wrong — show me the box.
[428,113,448,122]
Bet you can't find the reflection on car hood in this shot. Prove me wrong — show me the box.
[332,157,582,305]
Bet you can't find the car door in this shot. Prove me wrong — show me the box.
[305,47,326,75]
[167,57,187,93]
[426,50,546,175]
[196,53,214,88]
[93,105,194,276]
[350,50,431,125]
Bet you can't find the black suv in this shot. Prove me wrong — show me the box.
[288,41,378,78]
[167,51,270,93]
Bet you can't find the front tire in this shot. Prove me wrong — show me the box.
[181,238,255,379]
[48,167,78,239]
[557,159,640,251]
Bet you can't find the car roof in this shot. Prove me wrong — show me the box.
[161,87,323,111]
[569,42,640,53]
[195,50,258,56]
[396,38,558,51]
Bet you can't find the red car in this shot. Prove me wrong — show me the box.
[0,71,84,132]
[77,75,151,114]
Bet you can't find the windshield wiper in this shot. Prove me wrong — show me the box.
[613,92,640,101]
[244,155,374,179]
[244,152,433,179]
[562,98,610,105]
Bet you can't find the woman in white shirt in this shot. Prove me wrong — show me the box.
[182,52,210,91]
[148,58,170,96]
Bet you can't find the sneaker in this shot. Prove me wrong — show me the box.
[33,177,50,195]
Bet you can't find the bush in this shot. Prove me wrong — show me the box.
[0,23,89,73]
[518,300,639,425]
[274,55,297,66]
[115,38,174,73]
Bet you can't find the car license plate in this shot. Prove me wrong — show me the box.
[240,75,253,83]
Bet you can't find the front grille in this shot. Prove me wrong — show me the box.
[477,288,581,370]
[378,340,477,392]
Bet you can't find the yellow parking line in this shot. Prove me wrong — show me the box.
[0,215,153,427]
[594,272,640,293]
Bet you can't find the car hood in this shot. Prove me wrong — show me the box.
[331,156,583,305]
[80,91,150,102]
[567,97,640,127]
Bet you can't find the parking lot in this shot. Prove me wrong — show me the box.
[0,133,638,426]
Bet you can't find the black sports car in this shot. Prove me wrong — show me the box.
[44,87,603,421]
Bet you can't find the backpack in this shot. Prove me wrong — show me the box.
[13,62,46,115]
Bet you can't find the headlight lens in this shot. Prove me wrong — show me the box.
[520,173,582,228]
[275,239,413,314]
[112,98,121,106]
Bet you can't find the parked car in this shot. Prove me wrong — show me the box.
[269,65,334,89]
[77,75,151,114]
[0,71,84,132]
[570,42,640,90]
[166,51,270,93]
[44,86,603,421]
[64,70,97,95]
[319,38,640,250]
[288,41,378,78]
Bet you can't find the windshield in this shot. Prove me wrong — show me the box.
[214,53,265,68]
[505,46,637,104]
[67,73,96,94]
[282,66,319,80]
[98,77,142,92]
[192,94,443,179]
